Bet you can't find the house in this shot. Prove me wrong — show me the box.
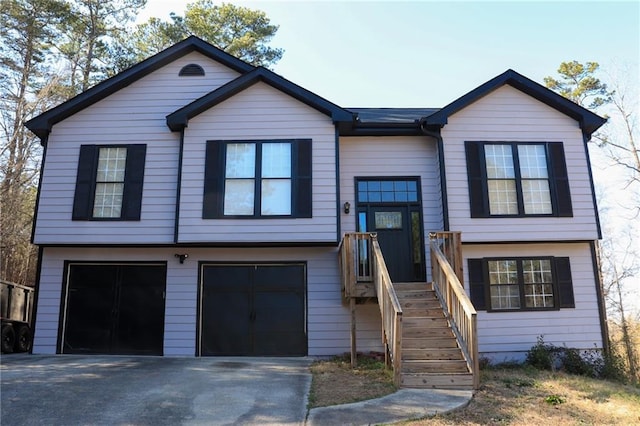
[25,36,607,389]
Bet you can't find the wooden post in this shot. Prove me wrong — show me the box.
[452,232,464,286]
[350,297,357,367]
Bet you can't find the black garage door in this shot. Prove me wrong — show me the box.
[62,263,166,355]
[199,264,306,356]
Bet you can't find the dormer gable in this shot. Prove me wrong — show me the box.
[166,67,353,131]
[421,69,607,139]
[25,36,255,143]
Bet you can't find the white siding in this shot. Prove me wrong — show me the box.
[32,247,382,356]
[339,136,444,279]
[178,82,338,243]
[442,85,599,242]
[34,52,241,244]
[463,242,603,361]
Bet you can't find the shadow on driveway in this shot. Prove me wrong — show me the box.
[1,355,312,426]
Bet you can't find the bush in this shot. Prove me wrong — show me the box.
[525,336,628,382]
[526,336,560,370]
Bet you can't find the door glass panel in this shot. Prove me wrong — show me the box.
[375,211,402,229]
[411,211,422,264]
[357,179,420,203]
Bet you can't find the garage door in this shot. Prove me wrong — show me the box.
[199,264,306,356]
[62,263,166,355]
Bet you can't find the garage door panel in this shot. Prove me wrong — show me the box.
[201,290,251,356]
[63,264,166,355]
[64,266,117,353]
[200,264,306,356]
[116,266,166,355]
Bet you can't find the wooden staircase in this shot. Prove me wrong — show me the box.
[394,282,474,390]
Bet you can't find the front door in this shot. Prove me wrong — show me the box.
[356,178,425,282]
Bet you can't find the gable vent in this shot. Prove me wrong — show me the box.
[179,64,205,76]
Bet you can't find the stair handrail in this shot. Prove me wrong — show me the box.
[370,235,403,387]
[429,232,479,389]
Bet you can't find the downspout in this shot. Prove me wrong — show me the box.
[419,121,449,231]
[174,128,185,244]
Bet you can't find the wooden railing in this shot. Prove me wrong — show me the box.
[429,232,479,389]
[339,232,373,298]
[339,233,403,386]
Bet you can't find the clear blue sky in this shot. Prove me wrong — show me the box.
[139,1,639,108]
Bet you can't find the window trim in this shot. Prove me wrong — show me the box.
[468,256,575,312]
[203,139,312,219]
[465,141,572,218]
[72,144,146,221]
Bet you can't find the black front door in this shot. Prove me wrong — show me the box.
[200,264,306,356]
[63,264,166,355]
[357,178,426,282]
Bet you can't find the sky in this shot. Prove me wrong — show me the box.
[137,0,640,109]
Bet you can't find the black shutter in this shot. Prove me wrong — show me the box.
[72,145,97,220]
[548,142,573,217]
[555,257,575,308]
[467,259,487,310]
[122,145,146,220]
[294,139,312,218]
[203,141,224,218]
[465,142,487,218]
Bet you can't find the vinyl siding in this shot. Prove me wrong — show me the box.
[33,52,241,244]
[442,85,599,242]
[463,242,603,361]
[178,82,338,243]
[32,247,382,356]
[339,136,444,279]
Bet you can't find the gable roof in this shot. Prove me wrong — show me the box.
[25,36,255,141]
[166,67,353,131]
[421,69,607,138]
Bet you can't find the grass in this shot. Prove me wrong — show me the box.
[308,356,640,424]
[307,353,397,408]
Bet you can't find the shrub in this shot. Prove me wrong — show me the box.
[526,336,559,370]
[525,336,629,382]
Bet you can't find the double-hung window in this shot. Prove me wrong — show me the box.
[466,142,572,217]
[203,139,312,219]
[72,145,146,220]
[468,257,575,312]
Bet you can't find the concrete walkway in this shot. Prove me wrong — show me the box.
[1,355,473,425]
[307,388,473,426]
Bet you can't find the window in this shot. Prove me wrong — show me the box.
[465,142,572,218]
[203,139,311,219]
[468,257,575,312]
[72,145,146,220]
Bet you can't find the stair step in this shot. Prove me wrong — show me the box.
[402,337,459,349]
[395,290,438,300]
[402,348,465,360]
[403,317,449,328]
[400,300,443,310]
[403,327,455,339]
[402,360,470,374]
[402,308,446,318]
[393,282,431,291]
[401,373,474,390]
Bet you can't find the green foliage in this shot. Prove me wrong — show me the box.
[544,394,566,405]
[544,61,613,109]
[526,336,560,370]
[116,0,283,71]
[525,336,630,382]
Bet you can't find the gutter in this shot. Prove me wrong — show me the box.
[419,121,450,231]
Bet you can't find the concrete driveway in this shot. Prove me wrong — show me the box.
[1,355,312,426]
